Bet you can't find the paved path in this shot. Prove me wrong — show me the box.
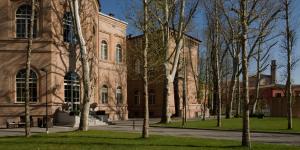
[0,119,299,146]
[91,119,300,146]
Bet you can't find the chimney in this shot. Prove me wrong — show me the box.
[108,13,115,17]
[271,60,277,84]
[127,34,132,39]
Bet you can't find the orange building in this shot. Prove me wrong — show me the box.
[0,0,128,127]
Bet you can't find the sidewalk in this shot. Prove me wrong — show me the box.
[0,119,299,146]
[91,119,300,146]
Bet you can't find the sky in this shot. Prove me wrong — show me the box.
[100,0,300,84]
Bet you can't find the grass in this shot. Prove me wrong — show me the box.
[0,130,298,150]
[154,117,300,133]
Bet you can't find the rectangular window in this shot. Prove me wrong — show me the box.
[149,93,155,105]
[116,87,122,104]
[101,87,108,104]
[134,94,140,105]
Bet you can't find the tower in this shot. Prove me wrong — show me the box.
[271,60,277,84]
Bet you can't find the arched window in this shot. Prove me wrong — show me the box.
[63,12,76,43]
[101,85,108,104]
[134,90,140,105]
[116,86,122,104]
[134,59,141,74]
[16,69,37,102]
[101,41,108,60]
[16,5,37,38]
[149,89,155,105]
[116,44,122,63]
[64,72,80,111]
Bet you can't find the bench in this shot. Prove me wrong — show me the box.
[18,122,26,128]
[6,119,18,128]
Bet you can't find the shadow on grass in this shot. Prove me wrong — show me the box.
[0,132,244,149]
[0,139,243,149]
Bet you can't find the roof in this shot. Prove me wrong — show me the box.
[249,84,300,90]
[249,74,271,78]
[99,12,128,25]
[127,32,202,43]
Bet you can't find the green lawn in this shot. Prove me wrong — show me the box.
[0,130,298,150]
[154,117,300,133]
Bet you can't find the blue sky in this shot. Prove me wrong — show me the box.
[100,0,300,84]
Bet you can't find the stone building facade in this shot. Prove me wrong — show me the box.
[0,0,128,127]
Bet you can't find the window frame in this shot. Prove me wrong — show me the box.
[116,86,122,105]
[64,72,81,111]
[63,12,76,43]
[101,85,108,104]
[134,90,140,105]
[116,44,122,63]
[15,69,38,103]
[15,4,38,39]
[101,40,108,60]
[149,89,155,105]
[134,59,141,74]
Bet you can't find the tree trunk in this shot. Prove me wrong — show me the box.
[174,73,181,117]
[203,53,209,120]
[251,41,261,116]
[284,0,293,130]
[182,48,187,127]
[70,0,91,131]
[161,0,186,124]
[25,0,35,137]
[142,0,149,138]
[240,0,251,147]
[161,0,171,124]
[226,55,238,119]
[235,73,241,117]
[162,78,172,123]
[212,0,222,127]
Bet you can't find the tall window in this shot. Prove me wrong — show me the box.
[134,59,141,74]
[134,90,140,105]
[16,69,37,102]
[16,5,37,38]
[101,41,108,60]
[149,89,155,105]
[116,86,122,104]
[64,72,80,111]
[116,44,122,63]
[63,12,76,43]
[101,85,108,104]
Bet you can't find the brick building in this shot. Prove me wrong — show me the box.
[126,34,202,118]
[247,60,300,117]
[0,0,128,127]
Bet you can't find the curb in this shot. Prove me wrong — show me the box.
[149,125,300,135]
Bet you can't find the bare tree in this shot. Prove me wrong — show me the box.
[148,0,200,124]
[25,0,36,137]
[69,0,92,131]
[282,0,296,130]
[213,0,222,127]
[251,39,276,115]
[142,0,149,138]
[203,0,223,126]
[239,0,251,147]
[219,1,240,119]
